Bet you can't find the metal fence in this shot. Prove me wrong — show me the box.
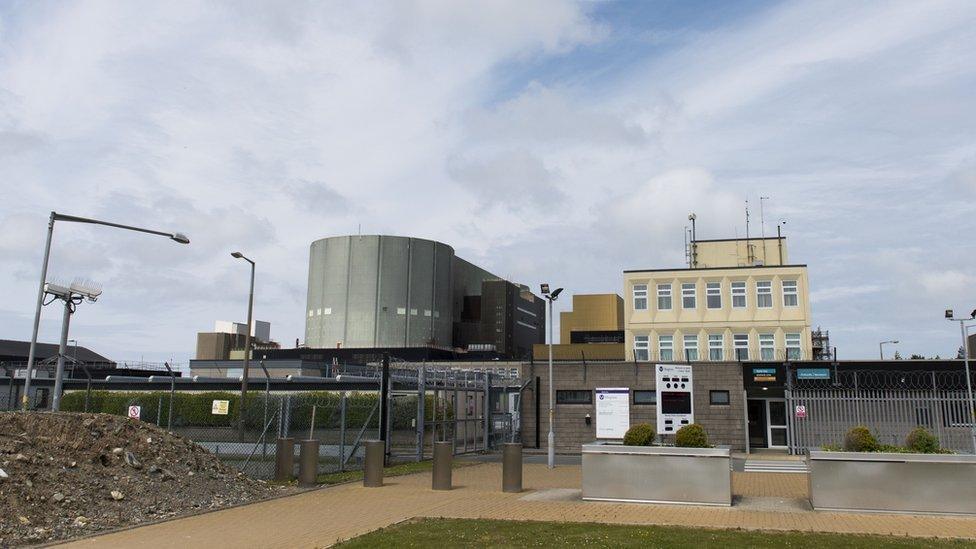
[786,369,976,454]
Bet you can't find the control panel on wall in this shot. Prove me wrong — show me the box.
[656,363,693,434]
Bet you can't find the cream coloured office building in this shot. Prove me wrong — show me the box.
[623,237,812,362]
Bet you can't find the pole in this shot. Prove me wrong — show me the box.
[777,224,783,265]
[547,298,555,469]
[879,342,884,360]
[241,261,254,399]
[51,298,72,411]
[23,212,56,410]
[959,321,976,453]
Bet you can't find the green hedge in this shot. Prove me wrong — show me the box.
[61,390,453,430]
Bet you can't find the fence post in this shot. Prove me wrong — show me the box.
[156,395,163,426]
[853,371,861,425]
[417,365,425,462]
[380,354,390,465]
[483,372,490,452]
[339,391,347,472]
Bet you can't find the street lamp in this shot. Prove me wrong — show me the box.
[23,212,188,410]
[231,252,255,399]
[541,283,563,469]
[946,309,976,453]
[879,340,898,360]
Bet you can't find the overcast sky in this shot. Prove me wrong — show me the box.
[1,0,975,365]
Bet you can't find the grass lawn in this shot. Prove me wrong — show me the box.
[335,518,976,548]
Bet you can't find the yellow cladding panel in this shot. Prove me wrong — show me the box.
[532,343,625,361]
[623,265,811,361]
[694,238,789,268]
[559,294,623,343]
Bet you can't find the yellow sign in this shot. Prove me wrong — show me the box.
[211,400,230,415]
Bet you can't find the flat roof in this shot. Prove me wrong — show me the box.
[692,236,784,243]
[624,264,807,274]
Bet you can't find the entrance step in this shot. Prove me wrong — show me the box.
[743,460,809,474]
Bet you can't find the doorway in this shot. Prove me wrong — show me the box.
[747,399,767,448]
[747,398,788,450]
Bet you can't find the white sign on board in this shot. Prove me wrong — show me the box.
[127,405,141,420]
[211,400,230,415]
[595,388,630,439]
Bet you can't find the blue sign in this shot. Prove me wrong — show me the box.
[797,368,831,380]
[752,368,776,375]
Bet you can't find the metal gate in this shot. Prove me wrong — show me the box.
[785,369,976,454]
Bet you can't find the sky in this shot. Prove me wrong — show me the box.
[1,0,975,365]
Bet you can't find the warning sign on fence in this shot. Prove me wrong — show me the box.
[127,405,141,420]
[211,400,230,415]
[795,405,807,419]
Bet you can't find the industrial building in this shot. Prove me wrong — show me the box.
[195,320,275,361]
[532,294,626,361]
[304,235,543,359]
[624,235,812,362]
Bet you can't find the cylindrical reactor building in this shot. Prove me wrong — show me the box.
[305,235,454,348]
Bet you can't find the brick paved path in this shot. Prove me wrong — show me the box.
[61,463,976,548]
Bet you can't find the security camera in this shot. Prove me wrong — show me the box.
[946,309,954,319]
[540,283,550,295]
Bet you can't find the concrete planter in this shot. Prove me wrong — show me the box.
[808,450,976,515]
[581,442,731,506]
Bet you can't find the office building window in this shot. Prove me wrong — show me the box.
[657,284,672,310]
[708,334,724,361]
[731,281,746,308]
[684,334,699,361]
[783,280,798,307]
[634,335,649,361]
[786,333,802,360]
[759,333,775,361]
[659,335,674,361]
[710,390,730,405]
[681,283,696,309]
[633,284,648,310]
[706,282,721,309]
[734,333,749,360]
[556,390,592,405]
[756,281,773,308]
[634,390,657,405]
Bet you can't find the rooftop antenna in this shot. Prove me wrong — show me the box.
[759,196,769,264]
[744,200,752,264]
[687,213,698,268]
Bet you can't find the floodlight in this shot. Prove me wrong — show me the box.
[69,279,102,301]
[171,233,190,244]
[551,288,563,300]
[971,309,976,319]
[946,309,954,319]
[688,213,696,221]
[231,251,244,258]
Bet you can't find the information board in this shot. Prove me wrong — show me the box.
[595,388,630,439]
[211,400,230,415]
[656,364,694,434]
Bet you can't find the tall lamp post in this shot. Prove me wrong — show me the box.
[879,340,898,360]
[540,283,563,469]
[231,252,255,399]
[946,309,976,454]
[23,212,188,410]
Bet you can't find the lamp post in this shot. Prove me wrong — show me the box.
[879,340,898,360]
[22,212,188,410]
[540,283,563,469]
[231,252,255,399]
[946,309,976,453]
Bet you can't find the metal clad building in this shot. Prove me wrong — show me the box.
[306,235,476,349]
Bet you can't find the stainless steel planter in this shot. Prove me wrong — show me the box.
[808,451,976,515]
[581,442,731,506]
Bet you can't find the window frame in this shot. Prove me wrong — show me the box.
[633,283,648,311]
[759,333,775,361]
[681,282,697,309]
[733,333,750,360]
[731,281,747,308]
[709,390,731,406]
[785,332,802,360]
[634,335,649,361]
[708,334,724,361]
[683,334,699,361]
[659,335,674,361]
[556,390,592,405]
[633,390,657,405]
[657,283,672,310]
[756,280,773,309]
[706,281,722,309]
[782,280,798,308]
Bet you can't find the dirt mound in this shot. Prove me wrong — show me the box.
[0,412,285,546]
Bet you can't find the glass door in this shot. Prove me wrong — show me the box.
[767,400,788,448]
[747,399,767,448]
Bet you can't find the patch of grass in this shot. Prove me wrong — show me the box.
[335,518,976,548]
[315,459,475,486]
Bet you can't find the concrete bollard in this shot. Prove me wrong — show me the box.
[364,440,385,487]
[298,439,319,488]
[432,441,452,490]
[502,443,523,493]
[274,437,295,482]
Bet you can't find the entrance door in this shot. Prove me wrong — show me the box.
[767,400,788,449]
[747,399,767,448]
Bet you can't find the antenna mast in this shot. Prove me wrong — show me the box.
[745,200,752,265]
[759,196,769,264]
[687,213,698,268]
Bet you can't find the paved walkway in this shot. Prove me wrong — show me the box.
[62,463,976,548]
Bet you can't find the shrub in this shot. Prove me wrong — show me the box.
[675,423,709,448]
[622,423,655,446]
[905,427,940,454]
[843,426,879,452]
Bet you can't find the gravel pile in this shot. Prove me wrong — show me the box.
[0,412,285,546]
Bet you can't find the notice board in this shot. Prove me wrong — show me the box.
[595,388,630,439]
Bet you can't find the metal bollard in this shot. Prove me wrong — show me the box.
[502,442,522,493]
[432,441,452,490]
[364,440,384,487]
[298,439,319,488]
[274,437,295,481]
